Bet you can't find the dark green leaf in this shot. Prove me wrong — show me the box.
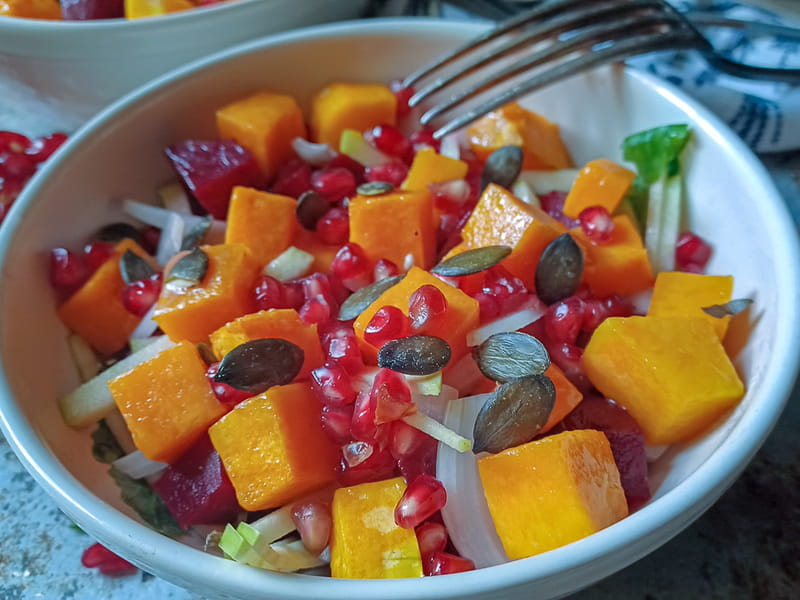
[109,466,184,538]
[622,124,691,184]
[92,420,124,464]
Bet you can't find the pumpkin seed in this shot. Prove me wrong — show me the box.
[166,247,208,288]
[214,338,304,394]
[357,181,395,196]
[702,298,753,318]
[296,191,330,231]
[472,374,556,454]
[535,234,584,304]
[378,335,451,376]
[431,245,512,277]
[181,215,212,251]
[473,332,550,383]
[480,145,523,192]
[196,342,217,366]
[96,222,143,245]
[119,250,155,285]
[338,274,405,321]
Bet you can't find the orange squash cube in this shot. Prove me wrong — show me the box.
[224,187,297,265]
[583,316,745,445]
[330,477,423,579]
[562,159,636,219]
[461,184,565,288]
[354,266,479,364]
[209,383,338,511]
[216,91,307,180]
[466,102,572,170]
[124,0,193,19]
[478,429,628,559]
[310,83,396,147]
[57,239,156,356]
[648,271,734,339]
[401,148,469,192]
[108,342,226,463]
[153,244,260,344]
[540,363,583,434]
[348,190,435,271]
[570,215,654,296]
[209,309,324,380]
[0,0,61,18]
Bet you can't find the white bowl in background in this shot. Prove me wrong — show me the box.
[1,18,799,600]
[0,0,367,122]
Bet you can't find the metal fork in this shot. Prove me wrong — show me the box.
[402,0,800,139]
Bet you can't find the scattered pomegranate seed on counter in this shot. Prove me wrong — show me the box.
[81,542,137,577]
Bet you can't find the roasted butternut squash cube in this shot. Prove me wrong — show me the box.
[648,271,734,339]
[57,239,155,356]
[216,91,307,180]
[310,83,396,147]
[562,159,636,219]
[354,266,479,364]
[401,148,468,192]
[209,309,324,380]
[108,342,226,463]
[124,0,193,19]
[570,215,654,296]
[583,316,745,445]
[478,429,627,559]
[348,190,435,270]
[0,0,62,18]
[224,187,297,265]
[208,383,338,511]
[153,244,260,344]
[540,363,583,434]
[330,477,423,579]
[461,184,565,288]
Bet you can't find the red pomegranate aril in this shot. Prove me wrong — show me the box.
[0,153,36,182]
[415,521,448,558]
[364,305,410,348]
[311,364,357,406]
[61,0,125,19]
[25,132,68,163]
[331,243,371,292]
[431,179,471,213]
[253,274,287,311]
[140,225,161,255]
[299,298,331,325]
[579,205,615,243]
[320,404,354,445]
[549,341,591,392]
[291,501,332,556]
[544,296,585,345]
[408,284,448,333]
[282,280,305,310]
[604,294,635,318]
[311,167,356,203]
[425,552,475,576]
[271,158,312,199]
[581,298,608,333]
[342,440,375,468]
[299,273,338,325]
[121,276,162,317]
[369,124,412,160]
[390,420,429,459]
[390,80,415,118]
[320,321,364,373]
[350,390,379,442]
[474,291,501,323]
[397,434,437,481]
[0,131,30,155]
[50,248,88,295]
[206,363,252,406]
[410,129,441,153]
[316,207,349,245]
[481,265,529,315]
[83,241,115,273]
[326,153,366,183]
[371,368,414,425]
[675,231,712,271]
[337,442,395,486]
[374,258,400,281]
[81,542,137,576]
[394,474,447,529]
[540,190,580,229]
[364,161,409,188]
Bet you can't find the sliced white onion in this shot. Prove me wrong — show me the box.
[67,333,100,383]
[518,169,580,195]
[129,303,160,341]
[112,450,167,480]
[442,353,486,397]
[413,384,459,423]
[466,304,545,347]
[157,182,192,214]
[244,504,297,544]
[156,211,184,267]
[631,288,653,315]
[511,179,540,208]
[292,137,337,167]
[123,199,225,237]
[654,174,682,273]
[644,175,665,271]
[439,134,461,160]
[104,409,138,455]
[263,246,314,282]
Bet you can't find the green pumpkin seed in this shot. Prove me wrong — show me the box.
[96,222,143,245]
[472,374,556,454]
[480,145,523,192]
[535,234,584,305]
[702,298,753,318]
[181,216,213,251]
[338,274,405,321]
[473,332,550,383]
[378,335,451,376]
[431,245,512,277]
[166,247,208,288]
[296,191,330,231]
[357,181,395,196]
[119,250,155,285]
[214,338,304,394]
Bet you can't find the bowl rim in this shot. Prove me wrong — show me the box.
[1,17,799,599]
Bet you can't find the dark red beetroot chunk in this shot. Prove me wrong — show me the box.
[165,140,262,220]
[61,0,124,19]
[151,435,240,529]
[560,395,651,510]
[539,191,579,229]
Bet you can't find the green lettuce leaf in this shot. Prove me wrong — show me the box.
[109,465,185,538]
[91,420,124,464]
[622,124,691,184]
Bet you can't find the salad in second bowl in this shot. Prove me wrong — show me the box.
[1,0,237,20]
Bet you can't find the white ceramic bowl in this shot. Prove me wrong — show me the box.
[1,19,799,600]
[0,0,367,122]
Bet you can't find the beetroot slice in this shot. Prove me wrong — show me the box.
[61,0,124,19]
[152,435,240,529]
[165,140,263,220]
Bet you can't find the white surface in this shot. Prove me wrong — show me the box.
[0,17,799,600]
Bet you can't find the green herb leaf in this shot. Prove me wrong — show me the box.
[91,420,124,464]
[622,124,691,184]
[109,465,184,538]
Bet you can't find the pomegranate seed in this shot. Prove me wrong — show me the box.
[342,440,375,468]
[581,298,608,333]
[415,521,448,558]
[337,442,395,486]
[140,226,161,255]
[408,285,448,333]
[326,153,366,183]
[0,202,7,226]
[316,207,349,245]
[371,369,414,425]
[579,205,615,243]
[291,501,332,556]
[431,179,471,213]
[81,543,137,576]
[121,275,162,317]
[311,364,357,405]
[320,404,354,445]
[311,167,356,203]
[544,296,585,344]
[271,158,312,198]
[368,124,412,160]
[364,305,410,348]
[253,274,287,311]
[364,162,409,187]
[25,132,68,163]
[319,321,364,374]
[410,129,441,153]
[206,363,252,405]
[49,248,88,296]
[540,190,580,229]
[0,131,31,155]
[283,280,305,310]
[390,420,429,459]
[479,265,530,315]
[0,153,36,182]
[390,80,414,118]
[331,243,371,291]
[675,231,712,271]
[397,435,438,482]
[474,291,501,323]
[299,273,338,325]
[549,341,591,392]
[604,294,635,318]
[351,390,379,442]
[425,552,475,576]
[394,474,447,529]
[83,241,115,272]
[300,298,330,325]
[374,258,400,281]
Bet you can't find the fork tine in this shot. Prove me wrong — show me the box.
[409,0,666,108]
[431,27,703,139]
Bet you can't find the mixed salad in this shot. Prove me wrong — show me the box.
[50,79,747,578]
[0,0,234,20]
